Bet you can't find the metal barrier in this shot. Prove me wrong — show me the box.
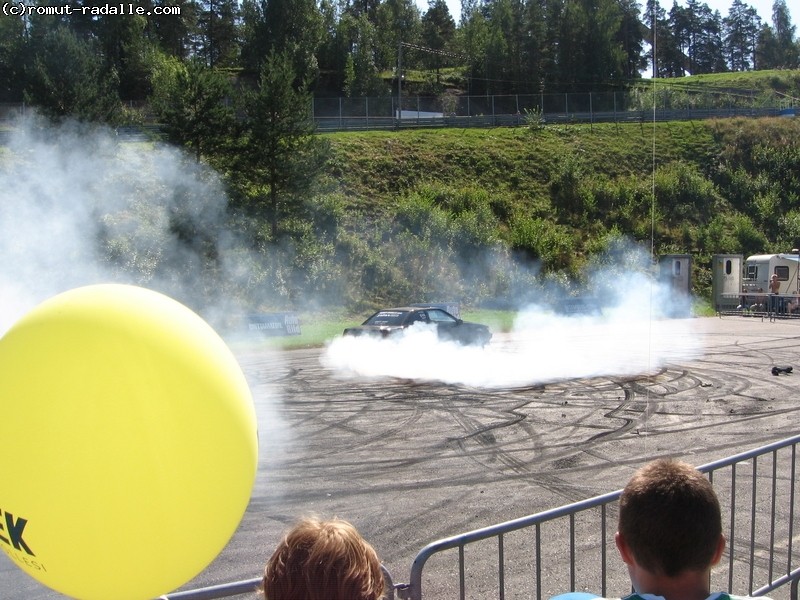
[160,435,800,600]
[160,565,396,600]
[397,434,800,600]
[718,294,800,321]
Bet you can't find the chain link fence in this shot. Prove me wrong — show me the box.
[0,87,793,134]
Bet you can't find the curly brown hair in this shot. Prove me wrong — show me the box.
[262,517,385,600]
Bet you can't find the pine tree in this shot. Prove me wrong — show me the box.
[340,13,387,96]
[25,26,121,123]
[693,5,727,73]
[95,14,154,100]
[195,0,240,67]
[421,0,457,80]
[240,0,324,79]
[147,0,199,60]
[769,0,798,68]
[723,0,760,71]
[150,58,235,161]
[616,0,646,79]
[374,0,422,73]
[0,11,26,101]
[235,50,330,239]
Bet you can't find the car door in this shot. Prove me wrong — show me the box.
[426,309,460,340]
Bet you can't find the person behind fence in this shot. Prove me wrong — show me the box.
[550,458,770,600]
[260,516,385,600]
[769,274,781,312]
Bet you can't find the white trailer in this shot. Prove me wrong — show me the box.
[742,251,800,296]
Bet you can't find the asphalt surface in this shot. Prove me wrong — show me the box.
[4,315,800,600]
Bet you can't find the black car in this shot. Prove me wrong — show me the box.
[343,306,492,346]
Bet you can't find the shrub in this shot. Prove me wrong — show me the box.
[654,162,720,224]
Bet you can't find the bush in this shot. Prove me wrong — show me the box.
[509,214,577,273]
[654,162,720,224]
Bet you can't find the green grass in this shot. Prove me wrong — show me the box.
[647,69,800,96]
[323,119,726,215]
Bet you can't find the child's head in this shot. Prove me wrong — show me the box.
[617,459,724,578]
[262,517,385,600]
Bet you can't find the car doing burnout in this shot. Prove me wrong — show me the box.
[343,306,492,346]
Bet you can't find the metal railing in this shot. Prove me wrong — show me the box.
[718,293,800,321]
[161,434,800,600]
[159,565,396,600]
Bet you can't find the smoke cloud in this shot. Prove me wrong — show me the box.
[0,117,247,334]
[322,247,702,388]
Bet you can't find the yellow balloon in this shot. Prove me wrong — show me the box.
[0,284,258,600]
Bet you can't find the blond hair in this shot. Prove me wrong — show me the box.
[262,517,385,600]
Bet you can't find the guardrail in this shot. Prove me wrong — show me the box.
[160,434,800,600]
[398,435,800,600]
[718,293,800,321]
[159,565,396,600]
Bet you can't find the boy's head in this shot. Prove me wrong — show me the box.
[616,459,724,578]
[262,517,385,600]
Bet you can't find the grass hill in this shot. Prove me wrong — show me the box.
[645,69,800,99]
[326,70,800,211]
[325,120,719,209]
[319,72,800,305]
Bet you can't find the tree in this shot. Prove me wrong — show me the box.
[0,12,26,101]
[669,0,728,74]
[374,0,422,73]
[548,0,628,92]
[315,0,344,92]
[756,22,780,68]
[644,0,680,77]
[756,0,799,68]
[195,0,240,67]
[239,0,266,72]
[459,2,490,94]
[723,0,760,71]
[520,0,548,90]
[95,14,154,100]
[693,6,727,73]
[616,0,647,79]
[539,0,564,90]
[147,0,199,59]
[670,0,694,74]
[421,0,457,79]
[339,13,387,96]
[235,50,330,239]
[239,0,324,79]
[581,0,628,88]
[554,0,589,90]
[25,26,121,123]
[483,0,518,94]
[150,57,235,161]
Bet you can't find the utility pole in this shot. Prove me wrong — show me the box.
[397,41,403,125]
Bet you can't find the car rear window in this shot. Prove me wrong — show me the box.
[364,311,407,326]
